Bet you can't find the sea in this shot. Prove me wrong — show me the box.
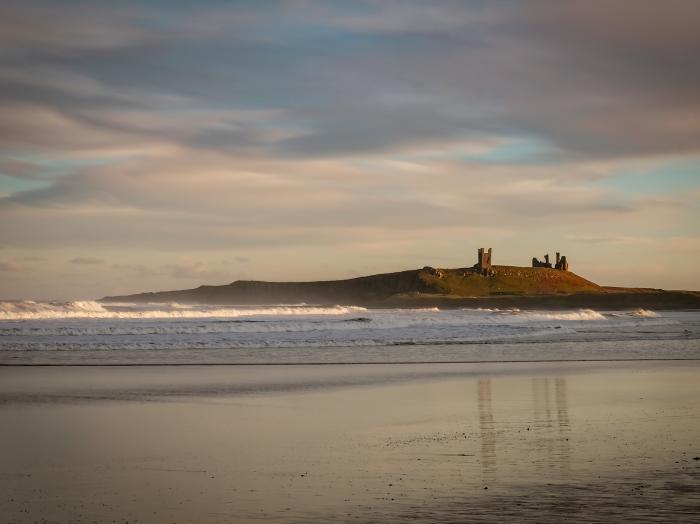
[1,300,699,365]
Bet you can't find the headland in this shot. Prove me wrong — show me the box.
[102,248,700,310]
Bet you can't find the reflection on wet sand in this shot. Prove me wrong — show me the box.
[554,377,571,472]
[531,376,571,472]
[477,379,496,481]
[477,376,571,480]
[1,362,699,523]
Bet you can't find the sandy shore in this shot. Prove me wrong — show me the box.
[1,361,699,522]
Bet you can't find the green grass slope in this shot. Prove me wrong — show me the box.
[412,265,603,297]
[103,265,603,305]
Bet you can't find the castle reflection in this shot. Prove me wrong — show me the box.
[477,379,496,480]
[476,375,571,480]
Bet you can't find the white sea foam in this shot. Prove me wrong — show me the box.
[0,300,367,320]
[0,301,696,365]
[632,309,658,318]
[505,309,606,321]
[393,307,441,313]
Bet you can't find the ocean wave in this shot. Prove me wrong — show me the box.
[504,309,606,321]
[0,300,367,320]
[632,309,658,318]
[462,307,519,312]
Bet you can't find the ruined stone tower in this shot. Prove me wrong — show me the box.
[476,248,492,274]
[532,251,569,271]
[555,254,569,271]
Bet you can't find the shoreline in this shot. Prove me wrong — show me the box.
[1,360,699,522]
[4,307,698,366]
[2,356,700,366]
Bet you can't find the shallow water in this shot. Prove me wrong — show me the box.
[1,301,699,364]
[1,361,699,523]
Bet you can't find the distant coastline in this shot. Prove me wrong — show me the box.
[102,265,700,310]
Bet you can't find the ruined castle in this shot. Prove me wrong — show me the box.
[474,248,569,272]
[532,252,569,271]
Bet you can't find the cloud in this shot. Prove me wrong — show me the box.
[112,263,160,278]
[0,2,161,54]
[70,257,104,265]
[162,262,207,280]
[1,1,698,161]
[0,158,43,179]
[563,235,654,246]
[0,1,699,296]
[161,262,228,281]
[0,260,27,272]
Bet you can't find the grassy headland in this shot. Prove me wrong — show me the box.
[102,265,700,310]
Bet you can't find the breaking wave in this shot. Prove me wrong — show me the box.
[0,300,692,364]
[506,309,607,321]
[0,300,367,320]
[632,309,658,318]
[461,308,608,321]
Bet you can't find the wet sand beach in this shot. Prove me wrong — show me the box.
[1,361,699,522]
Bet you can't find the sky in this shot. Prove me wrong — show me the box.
[0,0,699,300]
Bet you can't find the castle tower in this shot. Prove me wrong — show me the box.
[476,247,492,272]
[556,254,569,271]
